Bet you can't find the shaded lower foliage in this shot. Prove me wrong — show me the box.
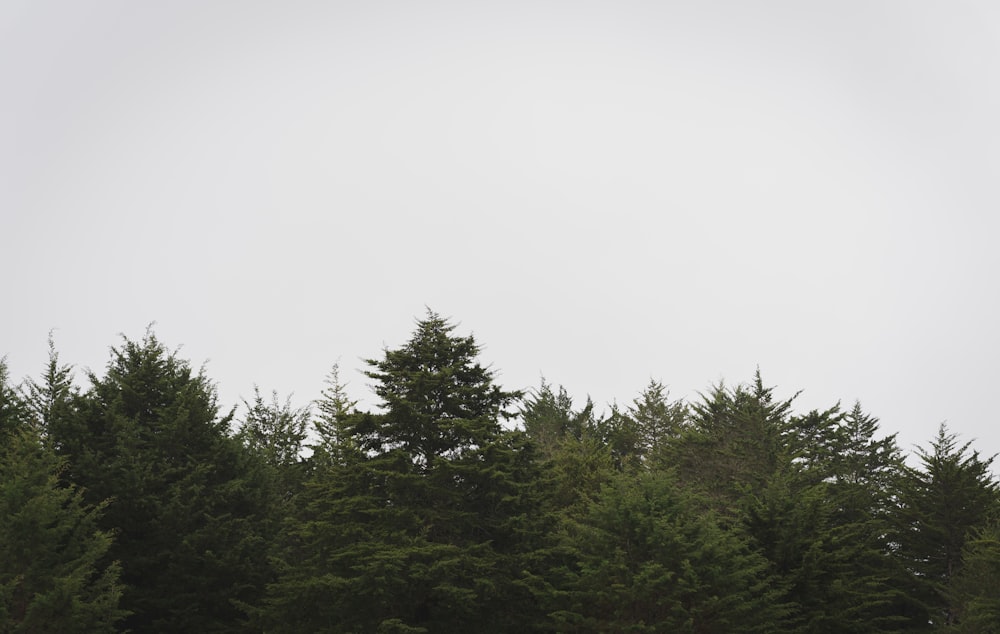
[544,470,787,633]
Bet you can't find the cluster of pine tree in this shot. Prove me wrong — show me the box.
[2,312,999,632]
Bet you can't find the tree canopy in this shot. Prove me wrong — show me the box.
[2,314,998,632]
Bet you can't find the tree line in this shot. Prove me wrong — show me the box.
[2,311,998,632]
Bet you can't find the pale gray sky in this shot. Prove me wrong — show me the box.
[3,1,999,461]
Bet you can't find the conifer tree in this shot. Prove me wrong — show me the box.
[519,380,598,456]
[266,311,543,632]
[550,470,786,632]
[896,424,999,627]
[520,380,610,509]
[48,331,271,632]
[949,521,1000,631]
[670,371,794,514]
[0,359,124,632]
[21,333,75,438]
[627,379,688,466]
[237,386,309,469]
[744,403,916,631]
[310,362,360,465]
[0,359,22,440]
[592,380,690,473]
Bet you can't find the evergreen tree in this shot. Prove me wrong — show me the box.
[896,424,999,627]
[0,359,124,632]
[520,380,611,510]
[21,333,76,439]
[950,521,1000,632]
[593,381,689,474]
[627,379,688,467]
[520,380,598,456]
[48,331,271,632]
[237,386,309,468]
[0,359,22,440]
[550,470,786,632]
[670,371,794,515]
[310,362,359,466]
[593,403,641,473]
[265,311,543,632]
[745,403,917,632]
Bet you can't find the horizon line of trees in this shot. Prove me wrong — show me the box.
[2,311,999,632]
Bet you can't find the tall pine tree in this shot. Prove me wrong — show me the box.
[896,424,999,627]
[47,331,271,632]
[266,311,543,632]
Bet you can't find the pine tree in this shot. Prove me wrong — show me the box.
[520,380,611,510]
[896,424,999,627]
[519,380,598,456]
[236,386,310,473]
[628,379,688,467]
[0,359,22,440]
[670,371,794,515]
[950,521,1000,632]
[550,470,787,632]
[592,380,690,474]
[310,362,359,465]
[48,331,271,632]
[21,332,75,438]
[744,403,917,632]
[0,359,124,632]
[265,311,543,632]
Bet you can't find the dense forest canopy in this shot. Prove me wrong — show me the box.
[2,312,999,632]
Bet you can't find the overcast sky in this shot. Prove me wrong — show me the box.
[3,1,999,461]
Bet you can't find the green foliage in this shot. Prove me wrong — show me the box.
[626,380,688,467]
[47,331,271,632]
[896,424,1000,627]
[594,381,689,473]
[8,315,1000,632]
[359,311,521,462]
[549,470,786,632]
[520,380,612,510]
[0,359,124,632]
[520,380,599,456]
[950,521,1000,632]
[20,333,76,438]
[0,359,25,441]
[237,386,310,469]
[265,311,543,632]
[310,362,360,466]
[747,403,920,632]
[670,371,794,515]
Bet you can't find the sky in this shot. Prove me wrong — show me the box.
[3,1,999,462]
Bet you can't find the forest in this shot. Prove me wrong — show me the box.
[2,311,998,633]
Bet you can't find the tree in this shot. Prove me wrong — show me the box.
[593,380,690,473]
[310,362,359,465]
[236,385,310,481]
[627,379,688,467]
[670,371,794,515]
[549,470,786,632]
[21,332,76,439]
[950,521,1000,632]
[896,424,999,627]
[265,311,543,632]
[48,330,271,632]
[742,402,921,632]
[520,380,598,457]
[520,380,610,509]
[0,358,124,632]
[0,358,24,440]
[358,311,520,463]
